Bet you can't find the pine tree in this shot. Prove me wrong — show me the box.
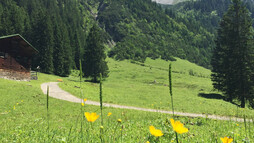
[53,22,65,76]
[211,0,254,108]
[31,10,54,74]
[82,24,109,82]
[62,24,72,76]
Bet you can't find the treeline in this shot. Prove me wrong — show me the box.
[0,0,98,76]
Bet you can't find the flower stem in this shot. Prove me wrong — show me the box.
[100,73,104,143]
[79,59,84,142]
[47,86,49,142]
[175,132,179,143]
[169,63,175,117]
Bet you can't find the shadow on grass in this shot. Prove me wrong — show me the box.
[67,79,100,83]
[198,93,241,107]
[198,93,225,100]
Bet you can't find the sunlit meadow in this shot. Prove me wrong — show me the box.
[0,58,253,142]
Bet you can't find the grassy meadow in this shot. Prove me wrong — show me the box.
[60,58,254,117]
[0,58,254,142]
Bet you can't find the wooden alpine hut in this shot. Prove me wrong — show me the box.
[0,34,38,81]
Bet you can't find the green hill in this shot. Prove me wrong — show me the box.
[60,58,254,117]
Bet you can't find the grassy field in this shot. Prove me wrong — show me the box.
[0,58,254,142]
[59,58,254,117]
[0,73,253,142]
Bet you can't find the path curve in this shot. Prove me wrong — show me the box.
[41,82,252,122]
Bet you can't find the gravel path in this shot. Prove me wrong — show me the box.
[41,82,252,122]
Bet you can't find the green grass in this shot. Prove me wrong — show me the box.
[0,58,254,142]
[60,58,254,117]
[0,74,253,142]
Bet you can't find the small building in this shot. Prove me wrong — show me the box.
[0,34,38,81]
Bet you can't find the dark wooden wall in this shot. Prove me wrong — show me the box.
[0,54,30,80]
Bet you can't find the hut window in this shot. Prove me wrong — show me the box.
[0,52,5,58]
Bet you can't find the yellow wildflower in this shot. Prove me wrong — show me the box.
[146,141,150,143]
[84,98,87,102]
[170,119,188,134]
[149,126,163,137]
[84,112,99,122]
[220,137,233,143]
[107,112,112,116]
[16,103,19,105]
[81,102,85,106]
[100,126,104,129]
[236,124,239,126]
[117,119,122,123]
[13,106,15,110]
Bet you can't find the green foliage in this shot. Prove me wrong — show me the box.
[97,0,223,68]
[1,0,254,77]
[0,0,95,76]
[167,0,254,68]
[211,0,254,108]
[83,25,109,82]
[32,10,54,74]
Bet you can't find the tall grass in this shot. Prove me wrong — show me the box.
[47,85,49,142]
[169,64,179,143]
[100,73,103,126]
[169,63,174,117]
[99,73,104,143]
[79,59,84,142]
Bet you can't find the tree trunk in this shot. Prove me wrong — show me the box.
[92,76,97,83]
[240,94,245,108]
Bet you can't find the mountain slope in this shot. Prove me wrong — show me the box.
[1,0,253,73]
[97,0,215,68]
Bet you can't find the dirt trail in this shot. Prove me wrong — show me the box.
[41,82,252,122]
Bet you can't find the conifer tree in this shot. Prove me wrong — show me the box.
[82,24,109,82]
[211,0,254,108]
[53,22,65,76]
[62,24,72,76]
[31,10,54,74]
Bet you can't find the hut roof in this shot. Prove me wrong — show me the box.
[0,34,38,57]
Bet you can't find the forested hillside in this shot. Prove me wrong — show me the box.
[0,0,100,76]
[99,0,254,69]
[98,0,216,68]
[167,0,254,53]
[169,0,254,32]
[1,0,254,75]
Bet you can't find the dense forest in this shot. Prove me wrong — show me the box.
[0,0,254,76]
[99,0,215,67]
[98,0,254,68]
[0,0,101,76]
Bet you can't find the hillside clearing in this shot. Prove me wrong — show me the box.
[59,58,254,117]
